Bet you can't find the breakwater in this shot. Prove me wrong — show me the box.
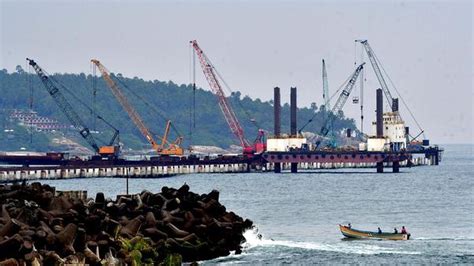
[0,182,253,264]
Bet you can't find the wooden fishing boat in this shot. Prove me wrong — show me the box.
[339,225,410,240]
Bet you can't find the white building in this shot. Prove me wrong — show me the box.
[368,112,407,151]
[266,136,307,152]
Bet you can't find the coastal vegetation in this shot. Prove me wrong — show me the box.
[1,67,356,151]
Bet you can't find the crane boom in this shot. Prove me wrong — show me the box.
[331,63,366,114]
[190,40,250,148]
[91,59,183,155]
[355,40,394,110]
[319,63,365,146]
[27,58,100,153]
[91,60,159,150]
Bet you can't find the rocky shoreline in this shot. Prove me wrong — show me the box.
[0,182,253,265]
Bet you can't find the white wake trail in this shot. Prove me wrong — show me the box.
[242,227,421,255]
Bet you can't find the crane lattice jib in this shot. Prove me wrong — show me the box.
[358,40,394,110]
[27,58,100,153]
[331,63,366,113]
[190,40,250,148]
[91,60,160,151]
[319,63,365,144]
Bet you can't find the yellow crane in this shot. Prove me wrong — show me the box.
[91,59,183,156]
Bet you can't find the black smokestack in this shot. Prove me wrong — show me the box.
[376,88,383,137]
[392,98,399,112]
[290,87,297,136]
[274,87,281,136]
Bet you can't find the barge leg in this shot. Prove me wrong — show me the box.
[274,163,281,173]
[376,162,384,173]
[392,161,400,173]
[291,163,298,173]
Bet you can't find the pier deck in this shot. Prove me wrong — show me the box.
[0,156,253,183]
[0,147,442,182]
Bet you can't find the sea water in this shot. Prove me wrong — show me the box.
[42,144,473,264]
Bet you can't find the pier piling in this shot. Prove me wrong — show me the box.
[392,161,400,173]
[291,163,298,173]
[274,163,281,173]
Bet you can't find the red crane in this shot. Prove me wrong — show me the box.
[190,40,265,155]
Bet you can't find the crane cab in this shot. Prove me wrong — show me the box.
[159,147,184,156]
[98,145,120,158]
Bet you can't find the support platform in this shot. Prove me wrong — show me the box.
[262,147,442,173]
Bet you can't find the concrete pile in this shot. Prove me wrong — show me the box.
[0,182,253,265]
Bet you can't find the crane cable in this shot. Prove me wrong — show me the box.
[352,42,359,100]
[91,62,97,131]
[111,74,184,140]
[372,50,425,138]
[37,67,118,146]
[26,62,33,144]
[188,43,195,146]
[201,51,263,131]
[299,71,353,133]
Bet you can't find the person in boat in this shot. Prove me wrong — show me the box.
[378,227,382,234]
[348,223,352,229]
[394,227,398,234]
[401,226,407,234]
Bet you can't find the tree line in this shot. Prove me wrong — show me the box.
[0,66,357,151]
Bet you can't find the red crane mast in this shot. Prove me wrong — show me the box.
[190,40,250,148]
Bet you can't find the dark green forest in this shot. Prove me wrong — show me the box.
[0,66,356,152]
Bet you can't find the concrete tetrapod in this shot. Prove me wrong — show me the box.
[0,182,253,264]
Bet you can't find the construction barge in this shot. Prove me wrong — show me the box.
[262,86,443,174]
[263,147,441,173]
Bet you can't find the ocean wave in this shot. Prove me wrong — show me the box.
[242,228,421,255]
[413,237,474,241]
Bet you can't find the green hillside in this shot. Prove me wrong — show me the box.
[0,67,357,152]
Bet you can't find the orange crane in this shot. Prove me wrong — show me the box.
[91,59,184,156]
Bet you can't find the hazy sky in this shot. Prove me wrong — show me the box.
[1,0,472,144]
